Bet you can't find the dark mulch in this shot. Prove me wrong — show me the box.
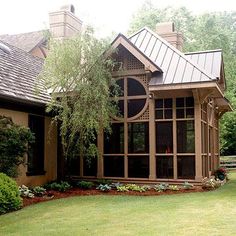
[23,187,205,207]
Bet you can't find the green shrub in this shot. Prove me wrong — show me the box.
[96,179,112,185]
[44,181,71,192]
[0,173,22,214]
[110,182,123,189]
[19,185,34,198]
[0,116,34,177]
[117,186,129,192]
[214,167,228,181]
[77,181,94,189]
[154,183,169,192]
[96,184,111,192]
[142,185,151,191]
[125,184,146,192]
[169,185,180,191]
[32,186,46,196]
[182,182,194,190]
[202,178,221,190]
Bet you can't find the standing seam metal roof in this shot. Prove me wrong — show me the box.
[129,27,217,86]
[185,49,222,79]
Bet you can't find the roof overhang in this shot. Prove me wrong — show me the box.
[108,34,162,73]
[149,81,222,96]
[215,97,233,113]
[149,80,233,112]
[0,93,48,116]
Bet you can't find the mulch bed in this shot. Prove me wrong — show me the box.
[23,187,205,207]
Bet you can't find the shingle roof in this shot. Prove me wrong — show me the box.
[0,40,50,105]
[0,30,46,52]
[129,27,217,86]
[185,49,222,79]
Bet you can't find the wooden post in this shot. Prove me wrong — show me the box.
[149,95,156,180]
[193,89,203,181]
[97,130,104,178]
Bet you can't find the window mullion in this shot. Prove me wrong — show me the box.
[173,98,177,179]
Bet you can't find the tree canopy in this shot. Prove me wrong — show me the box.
[39,28,118,173]
[128,2,236,155]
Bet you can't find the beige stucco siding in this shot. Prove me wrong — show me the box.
[0,108,57,186]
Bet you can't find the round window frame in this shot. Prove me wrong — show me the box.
[113,76,149,121]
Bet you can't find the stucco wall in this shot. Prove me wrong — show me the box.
[0,108,57,186]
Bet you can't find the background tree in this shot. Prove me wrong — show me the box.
[128,2,236,155]
[39,27,118,176]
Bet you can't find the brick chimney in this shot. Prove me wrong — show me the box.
[156,22,183,51]
[49,4,82,39]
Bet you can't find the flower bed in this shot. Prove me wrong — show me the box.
[23,187,204,207]
[21,177,227,208]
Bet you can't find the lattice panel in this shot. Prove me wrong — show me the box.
[113,53,124,71]
[112,45,126,71]
[137,106,149,120]
[137,74,149,87]
[126,52,145,70]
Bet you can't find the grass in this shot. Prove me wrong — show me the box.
[220,155,236,161]
[1,173,236,236]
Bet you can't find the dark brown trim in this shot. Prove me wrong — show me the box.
[0,95,49,116]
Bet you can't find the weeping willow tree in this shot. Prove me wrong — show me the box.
[39,27,118,176]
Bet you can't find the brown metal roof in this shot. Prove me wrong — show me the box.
[185,49,222,79]
[0,40,50,105]
[129,27,217,86]
[0,30,46,52]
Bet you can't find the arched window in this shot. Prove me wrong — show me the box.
[114,77,148,120]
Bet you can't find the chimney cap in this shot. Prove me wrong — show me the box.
[156,22,175,34]
[60,4,75,14]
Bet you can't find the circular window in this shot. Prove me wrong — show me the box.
[113,77,148,120]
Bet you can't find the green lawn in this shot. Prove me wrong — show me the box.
[1,173,236,236]
[220,156,236,161]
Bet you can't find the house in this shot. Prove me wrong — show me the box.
[0,5,82,186]
[0,5,232,186]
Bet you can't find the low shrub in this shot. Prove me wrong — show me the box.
[77,181,94,189]
[44,181,71,192]
[96,184,111,192]
[182,182,194,190]
[117,186,129,192]
[169,185,180,191]
[125,184,146,192]
[154,183,169,192]
[19,185,34,198]
[32,186,46,197]
[0,173,22,214]
[214,167,228,181]
[96,179,112,185]
[202,177,221,190]
[142,185,151,191]
[110,182,123,189]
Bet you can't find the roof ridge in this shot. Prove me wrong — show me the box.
[128,27,148,40]
[129,27,217,81]
[0,30,46,37]
[0,39,44,63]
[185,49,222,55]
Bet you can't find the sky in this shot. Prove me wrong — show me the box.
[0,0,235,37]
